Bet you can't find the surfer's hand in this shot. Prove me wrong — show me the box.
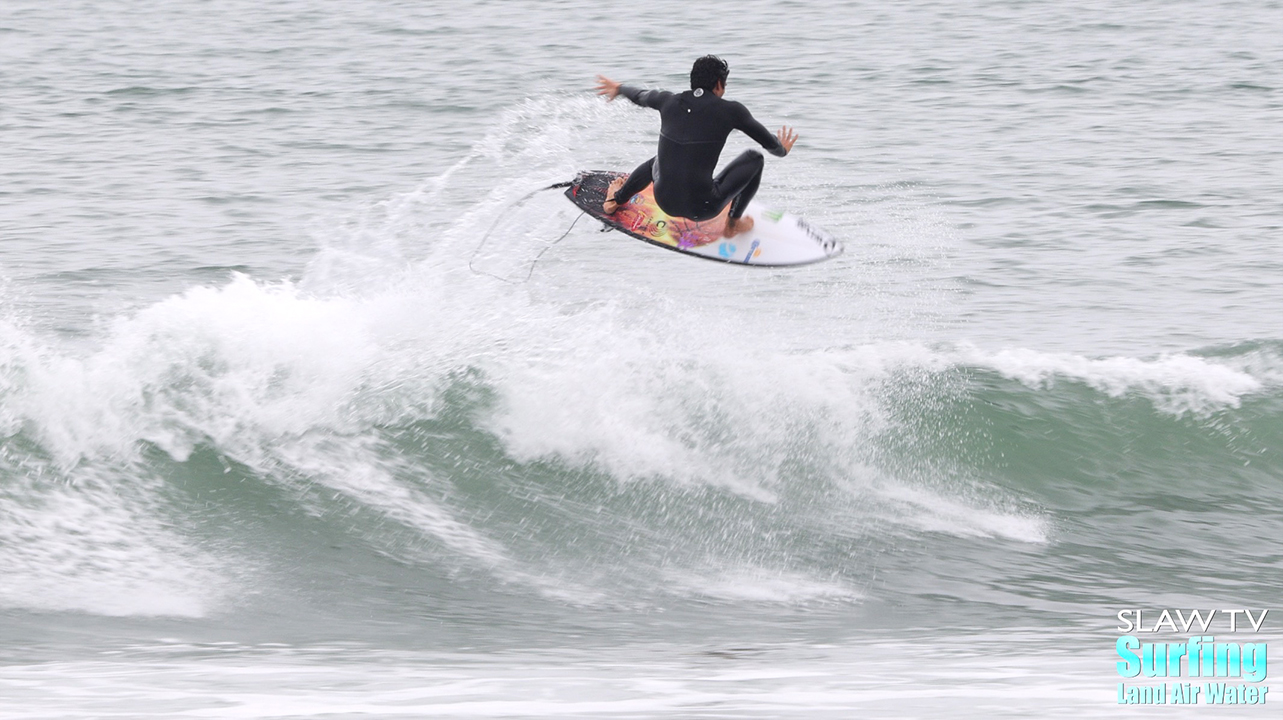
[777,126,798,154]
[595,75,621,101]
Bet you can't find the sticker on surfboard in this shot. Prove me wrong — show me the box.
[564,171,842,267]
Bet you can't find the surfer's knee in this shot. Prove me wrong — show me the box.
[743,149,764,166]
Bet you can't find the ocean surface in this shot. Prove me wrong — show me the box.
[2,0,1281,717]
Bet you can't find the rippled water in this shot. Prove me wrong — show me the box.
[2,1,1281,717]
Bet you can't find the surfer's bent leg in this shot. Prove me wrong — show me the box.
[711,150,764,237]
[604,157,655,214]
[713,150,765,220]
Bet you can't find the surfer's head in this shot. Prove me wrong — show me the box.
[690,55,729,95]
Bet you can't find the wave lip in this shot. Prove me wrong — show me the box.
[957,343,1274,416]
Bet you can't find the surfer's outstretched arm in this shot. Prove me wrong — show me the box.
[595,75,671,110]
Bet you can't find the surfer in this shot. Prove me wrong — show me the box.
[595,55,797,238]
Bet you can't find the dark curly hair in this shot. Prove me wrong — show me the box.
[690,55,729,92]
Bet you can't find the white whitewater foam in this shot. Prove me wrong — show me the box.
[664,566,863,603]
[964,345,1265,416]
[0,466,219,617]
[0,635,1143,719]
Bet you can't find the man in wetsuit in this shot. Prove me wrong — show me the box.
[595,55,798,238]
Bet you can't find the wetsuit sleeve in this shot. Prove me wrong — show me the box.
[730,101,787,157]
[618,84,672,110]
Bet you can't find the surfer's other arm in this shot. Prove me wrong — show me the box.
[730,102,796,157]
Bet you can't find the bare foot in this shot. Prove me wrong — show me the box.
[602,177,626,214]
[723,215,754,238]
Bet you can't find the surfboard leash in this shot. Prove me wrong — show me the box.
[468,180,583,285]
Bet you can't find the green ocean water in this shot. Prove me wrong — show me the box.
[1,0,1281,717]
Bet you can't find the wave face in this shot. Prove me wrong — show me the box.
[2,222,1280,643]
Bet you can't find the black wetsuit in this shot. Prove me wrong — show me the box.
[610,85,787,222]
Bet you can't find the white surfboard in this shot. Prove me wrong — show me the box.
[564,170,842,266]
